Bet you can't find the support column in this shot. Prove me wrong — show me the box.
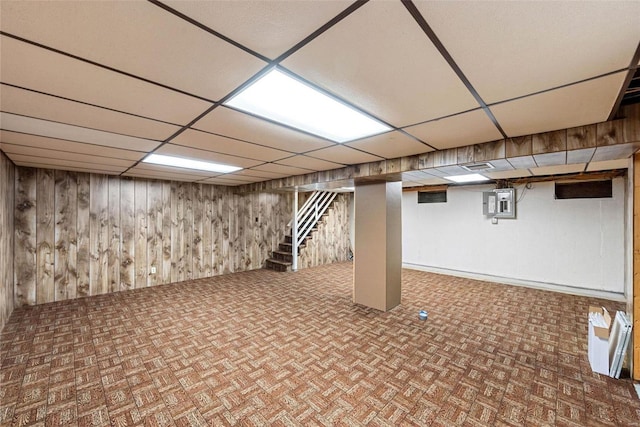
[353,181,402,311]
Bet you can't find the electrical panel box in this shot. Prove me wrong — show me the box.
[483,188,516,219]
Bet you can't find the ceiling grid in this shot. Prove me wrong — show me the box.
[0,0,638,187]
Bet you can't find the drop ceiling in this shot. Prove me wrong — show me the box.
[1,0,639,187]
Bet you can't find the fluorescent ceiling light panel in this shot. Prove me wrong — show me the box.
[225,69,391,142]
[444,173,490,183]
[143,154,242,173]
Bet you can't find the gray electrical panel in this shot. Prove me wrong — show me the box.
[483,188,516,218]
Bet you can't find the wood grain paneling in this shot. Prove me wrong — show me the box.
[54,170,77,302]
[76,173,90,297]
[120,178,135,291]
[1,152,15,331]
[14,167,36,307]
[298,193,351,270]
[135,179,147,288]
[90,174,109,296]
[147,181,162,287]
[36,169,55,304]
[108,176,120,293]
[12,166,295,306]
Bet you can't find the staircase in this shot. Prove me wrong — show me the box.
[266,191,337,272]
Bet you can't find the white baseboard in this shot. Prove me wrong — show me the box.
[402,262,627,302]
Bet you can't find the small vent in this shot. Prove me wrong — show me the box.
[418,190,447,203]
[555,180,612,199]
[462,162,495,172]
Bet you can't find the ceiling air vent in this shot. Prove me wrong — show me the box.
[462,162,495,172]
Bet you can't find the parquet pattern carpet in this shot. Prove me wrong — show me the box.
[1,262,638,426]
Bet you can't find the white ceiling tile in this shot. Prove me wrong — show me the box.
[201,177,245,186]
[0,113,160,151]
[530,164,586,176]
[533,152,566,167]
[401,171,434,181]
[122,171,197,183]
[416,1,640,103]
[155,144,263,169]
[0,36,211,124]
[409,177,450,186]
[134,163,214,178]
[591,143,640,162]
[233,169,289,179]
[306,145,383,165]
[345,131,433,159]
[251,163,314,176]
[172,129,291,162]
[275,155,344,171]
[6,154,126,173]
[282,1,479,127]
[404,110,503,149]
[586,159,629,172]
[0,131,144,161]
[163,0,352,59]
[124,165,210,182]
[431,165,468,176]
[194,107,334,153]
[0,85,180,140]
[213,173,265,183]
[0,1,266,100]
[484,169,532,180]
[567,148,596,165]
[480,159,513,172]
[507,156,537,169]
[491,72,626,137]
[0,144,134,167]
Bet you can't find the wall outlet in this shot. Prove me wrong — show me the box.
[150,266,157,274]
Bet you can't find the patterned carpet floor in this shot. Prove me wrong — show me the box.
[0,262,638,426]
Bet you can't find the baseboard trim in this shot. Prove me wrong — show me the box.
[402,262,627,302]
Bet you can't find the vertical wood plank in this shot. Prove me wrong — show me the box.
[162,181,172,284]
[176,182,185,281]
[120,178,135,291]
[90,174,109,296]
[170,182,179,283]
[202,184,213,278]
[147,181,162,287]
[212,186,222,276]
[192,183,204,279]
[134,179,147,288]
[76,173,90,298]
[14,167,36,306]
[184,183,194,280]
[221,187,230,274]
[36,169,55,304]
[54,171,77,302]
[108,176,120,294]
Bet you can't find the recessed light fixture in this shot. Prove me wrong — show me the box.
[444,173,490,183]
[225,68,391,143]
[143,154,242,173]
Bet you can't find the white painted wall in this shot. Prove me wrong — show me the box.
[402,178,626,296]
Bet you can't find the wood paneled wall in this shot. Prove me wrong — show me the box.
[0,152,15,330]
[13,167,293,306]
[298,193,351,269]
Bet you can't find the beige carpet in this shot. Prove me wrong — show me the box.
[0,262,637,426]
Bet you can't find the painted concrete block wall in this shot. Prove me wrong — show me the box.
[402,178,626,295]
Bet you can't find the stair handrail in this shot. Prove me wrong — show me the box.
[295,191,337,247]
[287,191,321,228]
